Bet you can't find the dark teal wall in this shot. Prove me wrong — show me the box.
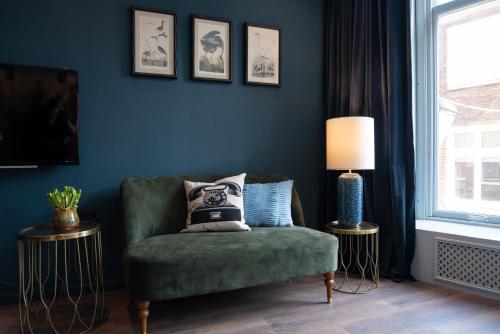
[0,0,324,302]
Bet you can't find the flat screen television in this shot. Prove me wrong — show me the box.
[0,63,79,167]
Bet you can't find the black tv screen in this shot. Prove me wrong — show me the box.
[0,64,79,166]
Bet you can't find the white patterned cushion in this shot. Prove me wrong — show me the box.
[182,173,250,232]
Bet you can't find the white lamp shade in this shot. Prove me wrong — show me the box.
[326,116,375,170]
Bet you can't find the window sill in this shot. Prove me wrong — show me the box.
[416,219,500,242]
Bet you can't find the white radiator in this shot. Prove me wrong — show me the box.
[434,237,500,294]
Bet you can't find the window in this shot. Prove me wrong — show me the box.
[482,131,500,147]
[482,159,500,200]
[455,160,474,199]
[416,0,500,224]
[454,133,474,148]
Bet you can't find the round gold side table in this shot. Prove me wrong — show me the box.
[17,221,104,333]
[325,221,379,294]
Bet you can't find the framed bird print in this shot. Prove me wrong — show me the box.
[192,15,232,82]
[245,23,281,87]
[132,7,176,78]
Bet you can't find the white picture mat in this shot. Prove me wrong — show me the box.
[193,18,230,80]
[134,10,175,75]
[247,26,280,85]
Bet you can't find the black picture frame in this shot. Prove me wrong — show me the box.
[132,6,177,79]
[245,23,281,87]
[192,15,232,83]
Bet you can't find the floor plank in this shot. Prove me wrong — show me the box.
[0,276,498,334]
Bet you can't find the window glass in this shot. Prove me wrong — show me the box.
[482,160,500,182]
[482,131,500,147]
[446,12,500,89]
[481,160,500,202]
[436,0,500,216]
[455,161,474,199]
[455,133,474,148]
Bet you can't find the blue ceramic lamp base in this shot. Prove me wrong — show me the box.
[337,172,363,228]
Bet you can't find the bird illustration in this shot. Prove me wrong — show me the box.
[157,46,167,56]
[200,31,224,64]
[150,35,158,40]
[201,31,223,52]
[157,20,165,32]
[158,32,168,38]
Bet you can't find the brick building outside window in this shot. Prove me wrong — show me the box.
[437,0,500,217]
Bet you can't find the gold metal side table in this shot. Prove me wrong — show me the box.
[325,221,379,294]
[17,221,104,333]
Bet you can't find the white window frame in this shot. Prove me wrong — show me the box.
[415,0,500,226]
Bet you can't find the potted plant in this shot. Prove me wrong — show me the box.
[47,186,82,231]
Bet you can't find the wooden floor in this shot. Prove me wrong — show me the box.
[1,276,499,334]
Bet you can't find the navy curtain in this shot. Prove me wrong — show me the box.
[324,0,415,280]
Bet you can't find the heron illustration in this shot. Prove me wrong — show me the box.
[200,31,224,65]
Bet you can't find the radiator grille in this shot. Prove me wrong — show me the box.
[434,237,500,293]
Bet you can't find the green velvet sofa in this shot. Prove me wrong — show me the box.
[121,174,338,334]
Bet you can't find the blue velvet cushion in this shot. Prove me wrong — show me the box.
[243,180,294,227]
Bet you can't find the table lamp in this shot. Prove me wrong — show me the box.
[326,116,375,227]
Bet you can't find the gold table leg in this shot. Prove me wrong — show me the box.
[18,232,104,333]
[333,231,379,294]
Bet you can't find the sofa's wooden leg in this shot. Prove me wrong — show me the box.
[324,272,334,304]
[135,300,150,334]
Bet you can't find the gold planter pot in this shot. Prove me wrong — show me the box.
[52,207,80,231]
